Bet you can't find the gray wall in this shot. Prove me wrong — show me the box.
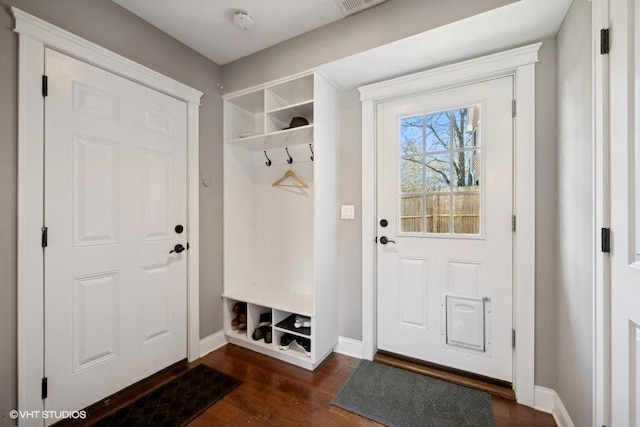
[221,0,513,93]
[535,38,559,390]
[338,89,364,340]
[0,1,222,424]
[556,0,593,425]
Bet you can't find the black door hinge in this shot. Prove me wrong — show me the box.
[42,75,48,97]
[42,377,48,400]
[41,227,48,248]
[601,228,610,253]
[601,29,610,55]
[512,100,516,118]
[512,329,516,349]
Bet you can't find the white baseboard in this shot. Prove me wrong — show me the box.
[534,386,575,427]
[199,330,228,358]
[333,336,363,359]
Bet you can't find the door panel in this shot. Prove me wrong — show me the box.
[377,77,513,382]
[73,135,119,245]
[44,48,188,418]
[72,272,119,372]
[398,257,429,328]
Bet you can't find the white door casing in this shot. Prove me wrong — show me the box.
[592,0,610,425]
[359,44,539,406]
[14,8,202,426]
[609,0,640,424]
[376,77,514,382]
[44,49,188,416]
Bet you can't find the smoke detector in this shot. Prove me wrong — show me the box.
[333,0,387,17]
[233,11,254,30]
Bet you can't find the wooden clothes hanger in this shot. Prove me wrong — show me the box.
[272,169,308,188]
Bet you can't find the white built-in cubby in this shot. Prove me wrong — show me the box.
[222,72,339,370]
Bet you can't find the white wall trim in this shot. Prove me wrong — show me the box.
[591,1,611,426]
[333,337,363,359]
[359,43,541,102]
[358,43,540,407]
[13,8,202,425]
[534,386,576,427]
[199,331,228,358]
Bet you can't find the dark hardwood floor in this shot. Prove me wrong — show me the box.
[61,344,557,426]
[190,344,555,427]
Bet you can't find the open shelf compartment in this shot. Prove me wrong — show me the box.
[273,329,312,360]
[274,312,311,337]
[265,74,314,111]
[247,304,273,348]
[223,298,248,339]
[266,100,314,133]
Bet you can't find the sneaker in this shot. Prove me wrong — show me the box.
[296,337,311,356]
[294,315,311,328]
[279,333,296,350]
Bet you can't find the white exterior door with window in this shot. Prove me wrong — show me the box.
[376,77,514,382]
[44,48,188,418]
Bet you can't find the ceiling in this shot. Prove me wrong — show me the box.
[112,0,351,65]
[320,0,572,90]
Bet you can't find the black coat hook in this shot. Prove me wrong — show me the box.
[264,151,272,167]
[285,147,293,164]
[309,144,314,162]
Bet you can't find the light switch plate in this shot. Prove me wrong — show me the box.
[341,205,355,219]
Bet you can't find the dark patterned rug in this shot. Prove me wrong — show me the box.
[332,360,495,427]
[94,364,241,426]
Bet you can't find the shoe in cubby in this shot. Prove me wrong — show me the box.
[279,333,296,350]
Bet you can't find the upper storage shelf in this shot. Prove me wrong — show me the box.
[225,73,315,150]
[265,74,314,111]
[227,89,264,114]
[227,124,314,151]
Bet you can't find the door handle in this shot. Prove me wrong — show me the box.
[379,236,396,245]
[170,244,186,254]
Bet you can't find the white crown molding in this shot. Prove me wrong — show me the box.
[534,386,575,427]
[11,7,203,105]
[334,337,363,359]
[200,331,228,357]
[359,43,541,101]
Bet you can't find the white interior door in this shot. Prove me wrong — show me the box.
[610,0,640,423]
[376,77,514,382]
[44,48,188,418]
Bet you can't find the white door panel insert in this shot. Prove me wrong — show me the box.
[73,134,120,246]
[72,271,120,372]
[398,257,429,329]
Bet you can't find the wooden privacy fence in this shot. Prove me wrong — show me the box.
[401,191,480,235]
